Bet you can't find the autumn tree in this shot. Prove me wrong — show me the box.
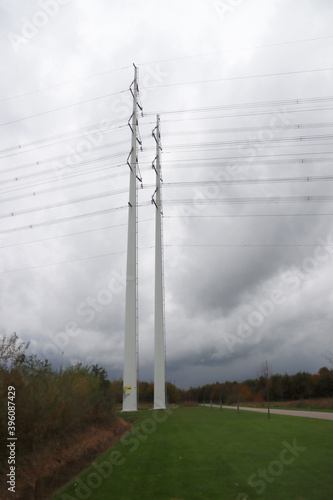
[166,382,180,404]
[91,364,109,389]
[324,351,333,365]
[258,360,271,419]
[0,332,29,370]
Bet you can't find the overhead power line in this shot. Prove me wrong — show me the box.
[0,218,153,250]
[141,67,333,90]
[2,35,331,103]
[161,150,333,164]
[0,163,128,197]
[0,122,128,159]
[161,157,333,170]
[161,175,333,188]
[146,95,333,116]
[0,206,128,235]
[0,245,154,274]
[162,142,333,156]
[0,188,129,220]
[159,105,333,124]
[138,35,333,66]
[0,170,128,203]
[164,213,333,218]
[163,122,333,137]
[165,133,333,151]
[0,89,128,128]
[0,250,127,274]
[0,151,128,186]
[0,66,132,104]
[163,195,333,206]
[165,243,332,248]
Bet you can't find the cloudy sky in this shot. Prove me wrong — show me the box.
[1,0,333,388]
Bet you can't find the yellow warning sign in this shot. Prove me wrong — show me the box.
[125,386,132,391]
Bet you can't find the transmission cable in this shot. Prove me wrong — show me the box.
[0,188,130,220]
[138,35,333,66]
[163,195,333,206]
[0,66,132,104]
[164,212,333,218]
[0,170,128,203]
[0,245,154,274]
[0,150,128,186]
[142,67,333,90]
[0,89,128,128]
[0,163,127,197]
[163,122,333,138]
[159,175,333,189]
[165,243,332,248]
[165,133,333,151]
[0,206,128,235]
[161,150,333,163]
[160,105,333,124]
[0,218,153,250]
[0,122,128,159]
[146,95,333,116]
[162,142,333,156]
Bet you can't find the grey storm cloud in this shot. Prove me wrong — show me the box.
[0,0,333,389]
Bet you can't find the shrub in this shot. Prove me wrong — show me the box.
[0,334,117,469]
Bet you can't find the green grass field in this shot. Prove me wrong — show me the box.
[52,406,333,500]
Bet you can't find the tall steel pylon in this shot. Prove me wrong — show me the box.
[122,65,142,412]
[152,115,166,409]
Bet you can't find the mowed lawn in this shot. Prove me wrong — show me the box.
[52,406,333,500]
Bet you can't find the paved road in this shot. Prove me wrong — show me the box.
[205,404,333,421]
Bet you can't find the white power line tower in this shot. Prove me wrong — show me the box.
[152,115,166,409]
[122,65,142,412]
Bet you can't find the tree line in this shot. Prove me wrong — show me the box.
[154,366,333,405]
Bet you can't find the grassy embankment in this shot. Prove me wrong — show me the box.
[53,405,333,500]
